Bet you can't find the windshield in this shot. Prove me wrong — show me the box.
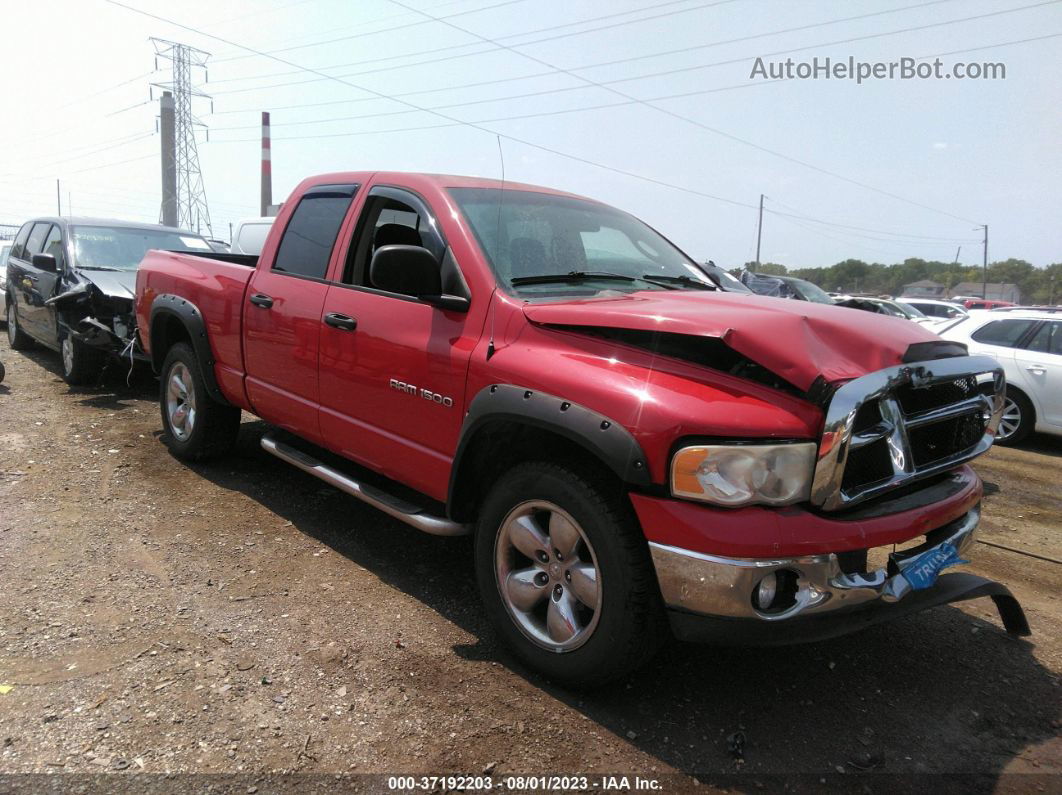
[788,278,835,304]
[449,188,713,296]
[71,225,211,270]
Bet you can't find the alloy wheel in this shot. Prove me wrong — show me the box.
[494,500,602,652]
[166,362,197,441]
[7,303,16,345]
[61,337,75,376]
[997,396,1022,441]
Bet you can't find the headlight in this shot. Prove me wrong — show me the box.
[670,442,817,507]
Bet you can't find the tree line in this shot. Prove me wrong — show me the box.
[730,258,1062,304]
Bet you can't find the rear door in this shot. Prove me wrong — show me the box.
[316,185,477,500]
[1012,320,1062,429]
[242,183,359,444]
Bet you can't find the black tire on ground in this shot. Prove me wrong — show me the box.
[6,300,34,351]
[159,342,241,461]
[0,360,5,383]
[474,461,667,688]
[60,334,105,386]
[995,387,1035,446]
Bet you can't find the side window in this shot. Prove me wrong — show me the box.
[272,185,357,279]
[343,191,445,287]
[24,223,52,262]
[1025,321,1062,356]
[971,319,1037,348]
[10,223,32,260]
[43,225,65,271]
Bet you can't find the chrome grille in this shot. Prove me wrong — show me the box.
[811,356,1004,511]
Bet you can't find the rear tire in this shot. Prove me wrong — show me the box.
[6,300,33,351]
[159,342,241,461]
[995,388,1034,446]
[60,334,104,386]
[474,461,666,687]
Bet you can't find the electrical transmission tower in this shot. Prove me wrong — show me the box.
[151,38,213,236]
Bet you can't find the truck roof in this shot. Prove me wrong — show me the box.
[303,171,601,204]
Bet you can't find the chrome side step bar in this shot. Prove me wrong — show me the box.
[260,434,470,537]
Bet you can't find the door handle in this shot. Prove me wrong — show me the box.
[249,293,274,308]
[324,312,357,331]
[1026,365,1047,375]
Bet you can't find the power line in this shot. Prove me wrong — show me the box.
[104,0,762,213]
[207,0,1040,100]
[209,76,784,133]
[387,0,1053,226]
[212,0,533,63]
[205,26,1060,123]
[103,1,1059,244]
[207,0,722,84]
[207,0,962,122]
[209,0,741,96]
[203,28,1062,133]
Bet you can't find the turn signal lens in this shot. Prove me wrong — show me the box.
[670,443,817,507]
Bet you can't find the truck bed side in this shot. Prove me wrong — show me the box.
[135,250,256,410]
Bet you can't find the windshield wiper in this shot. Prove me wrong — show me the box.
[510,271,676,289]
[78,265,125,272]
[640,273,716,290]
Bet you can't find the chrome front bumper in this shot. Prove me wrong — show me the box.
[650,506,981,623]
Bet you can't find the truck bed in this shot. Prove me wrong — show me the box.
[135,249,258,409]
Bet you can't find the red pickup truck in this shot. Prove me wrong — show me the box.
[135,172,1028,685]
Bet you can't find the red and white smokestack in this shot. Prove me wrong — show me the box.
[260,111,272,217]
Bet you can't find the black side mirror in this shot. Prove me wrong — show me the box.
[370,244,442,299]
[32,253,58,273]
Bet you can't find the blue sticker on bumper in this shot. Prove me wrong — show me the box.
[902,542,969,591]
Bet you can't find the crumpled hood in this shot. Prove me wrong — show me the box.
[522,290,939,392]
[77,268,136,301]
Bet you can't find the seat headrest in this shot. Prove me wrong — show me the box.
[374,223,423,249]
[509,237,547,278]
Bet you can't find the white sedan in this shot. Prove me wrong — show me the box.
[939,309,1062,444]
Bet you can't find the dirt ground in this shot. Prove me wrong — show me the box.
[0,337,1059,793]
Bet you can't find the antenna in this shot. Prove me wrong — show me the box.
[487,135,506,361]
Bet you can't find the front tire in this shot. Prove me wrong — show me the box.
[995,387,1034,446]
[60,334,104,386]
[475,461,665,687]
[6,300,34,351]
[159,342,241,460]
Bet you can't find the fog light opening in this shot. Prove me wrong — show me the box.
[753,569,800,614]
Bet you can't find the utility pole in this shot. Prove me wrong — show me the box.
[981,224,988,299]
[151,38,213,235]
[953,245,961,265]
[754,193,764,268]
[56,179,61,216]
[261,111,272,217]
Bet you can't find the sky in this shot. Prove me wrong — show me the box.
[0,0,1059,268]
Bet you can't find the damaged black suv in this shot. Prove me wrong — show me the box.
[4,218,213,384]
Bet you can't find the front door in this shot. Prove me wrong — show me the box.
[16,221,53,340]
[242,183,360,445]
[317,185,477,501]
[32,224,67,347]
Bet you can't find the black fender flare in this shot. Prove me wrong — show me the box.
[447,384,652,513]
[148,293,231,405]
